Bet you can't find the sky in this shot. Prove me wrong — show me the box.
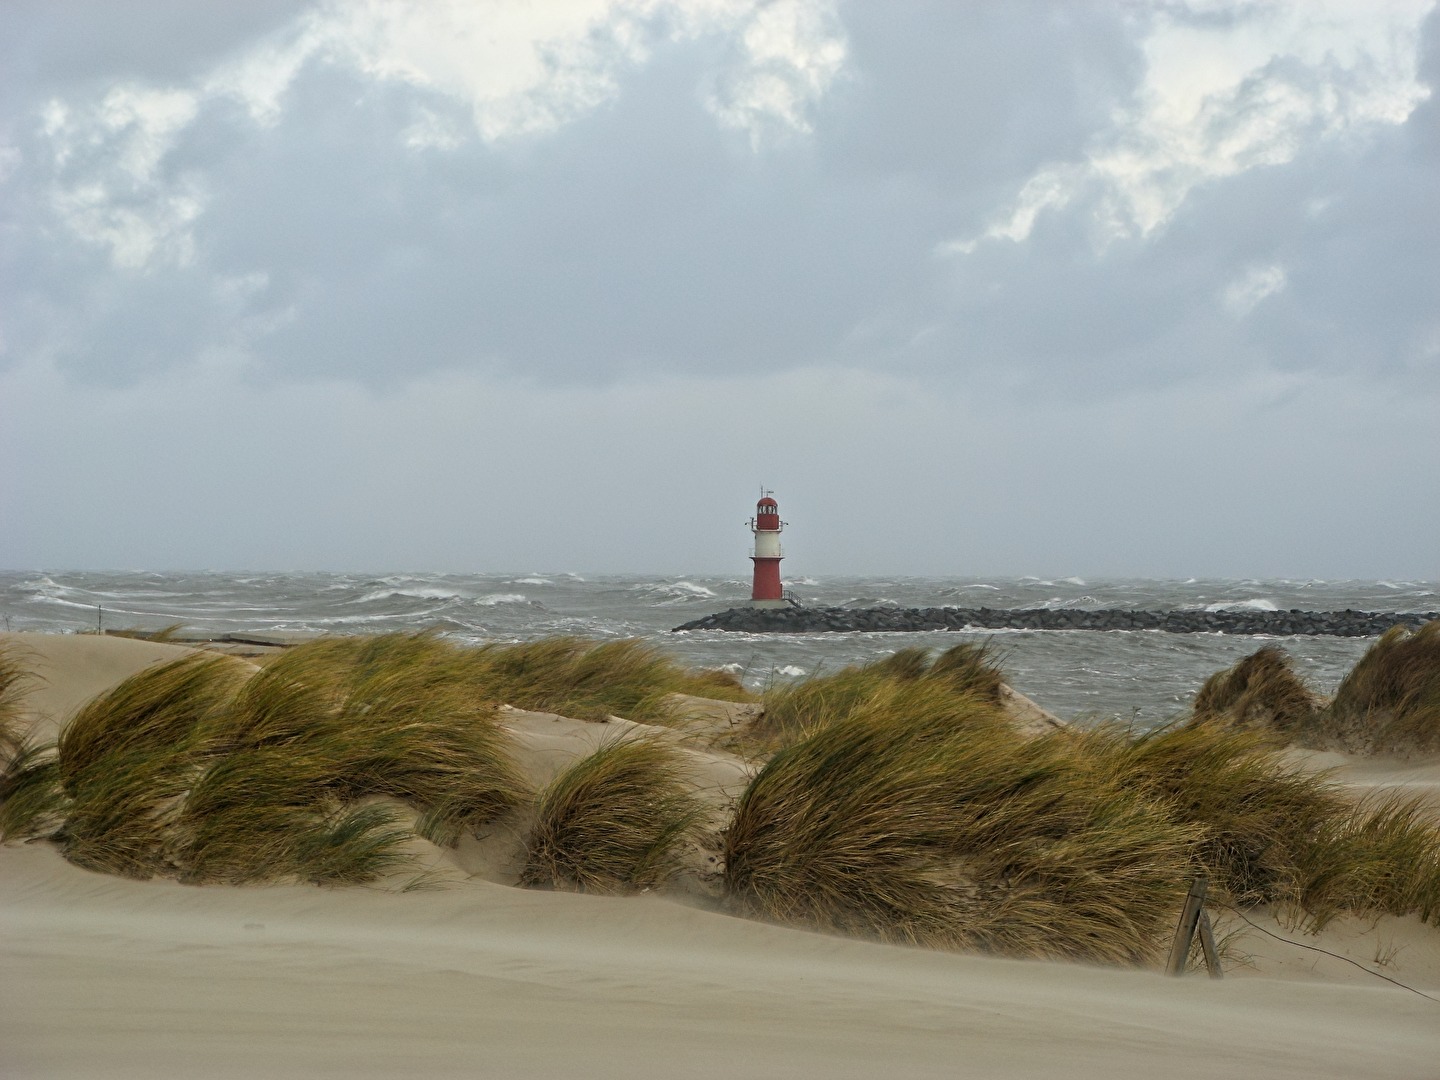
[2,0,1437,579]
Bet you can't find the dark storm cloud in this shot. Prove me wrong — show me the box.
[3,0,1439,578]
[909,8,1440,398]
[2,2,1145,385]
[0,0,303,94]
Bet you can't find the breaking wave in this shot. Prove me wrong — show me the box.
[1205,599,1279,612]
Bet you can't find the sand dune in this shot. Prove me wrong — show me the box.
[2,632,1438,1078]
[3,842,1437,1080]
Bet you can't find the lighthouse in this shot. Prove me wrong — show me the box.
[748,490,790,608]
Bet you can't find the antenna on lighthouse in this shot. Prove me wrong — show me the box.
[748,488,792,609]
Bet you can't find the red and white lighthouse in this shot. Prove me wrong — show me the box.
[748,490,789,608]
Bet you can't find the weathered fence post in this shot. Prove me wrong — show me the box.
[1166,875,1221,978]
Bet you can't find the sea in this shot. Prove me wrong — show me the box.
[3,571,1434,728]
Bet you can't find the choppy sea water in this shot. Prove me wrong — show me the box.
[3,571,1435,727]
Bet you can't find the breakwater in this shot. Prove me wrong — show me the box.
[674,606,1439,637]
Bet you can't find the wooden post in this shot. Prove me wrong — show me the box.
[1197,909,1223,979]
[1166,875,1208,976]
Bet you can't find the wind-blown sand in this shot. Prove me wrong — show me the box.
[2,632,1438,1079]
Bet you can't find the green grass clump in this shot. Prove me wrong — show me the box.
[1076,722,1342,907]
[1319,622,1440,754]
[234,634,527,844]
[43,634,528,885]
[724,681,1200,964]
[26,632,754,885]
[0,644,32,766]
[726,669,1440,962]
[1295,793,1440,928]
[459,636,752,723]
[1075,720,1440,929]
[0,743,67,843]
[1192,646,1320,735]
[173,633,528,882]
[754,642,1006,749]
[460,633,754,728]
[102,623,187,642]
[56,654,249,876]
[0,644,68,844]
[521,734,703,894]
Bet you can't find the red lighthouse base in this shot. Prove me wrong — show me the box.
[750,556,784,606]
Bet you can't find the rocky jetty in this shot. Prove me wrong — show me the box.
[673,606,1440,637]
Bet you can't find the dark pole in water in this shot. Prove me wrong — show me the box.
[97,604,102,634]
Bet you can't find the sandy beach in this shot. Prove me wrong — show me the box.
[3,631,1439,1079]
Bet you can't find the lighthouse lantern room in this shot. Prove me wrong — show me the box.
[748,490,790,608]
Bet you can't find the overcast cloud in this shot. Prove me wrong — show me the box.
[2,0,1437,577]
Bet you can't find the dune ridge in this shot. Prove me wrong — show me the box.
[2,631,1439,1078]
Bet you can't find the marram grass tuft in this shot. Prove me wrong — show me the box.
[42,634,528,884]
[1319,621,1440,754]
[1192,645,1320,735]
[753,641,1006,749]
[521,733,703,894]
[725,680,1201,965]
[459,636,753,723]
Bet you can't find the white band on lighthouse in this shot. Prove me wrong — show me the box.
[753,531,782,558]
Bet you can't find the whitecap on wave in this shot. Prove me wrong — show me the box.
[776,665,807,678]
[1205,599,1278,612]
[476,593,530,606]
[356,587,463,603]
[510,577,552,586]
[636,581,717,602]
[1039,595,1102,609]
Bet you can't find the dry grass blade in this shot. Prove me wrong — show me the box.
[179,632,529,879]
[754,642,1007,750]
[1193,646,1320,735]
[0,741,67,842]
[0,644,36,766]
[725,681,1199,964]
[58,654,251,792]
[927,642,1007,701]
[522,733,703,894]
[1320,622,1440,754]
[46,633,529,885]
[102,622,187,642]
[462,636,753,723]
[55,654,252,877]
[1074,722,1345,907]
[1295,792,1440,929]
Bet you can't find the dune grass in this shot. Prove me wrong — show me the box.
[0,743,66,843]
[725,681,1202,964]
[521,733,704,894]
[459,636,751,723]
[0,644,68,844]
[102,623,187,642]
[55,654,249,876]
[1295,792,1440,928]
[1074,722,1344,907]
[752,642,1005,749]
[9,631,753,885]
[1317,621,1440,754]
[1191,625,1440,755]
[0,644,32,766]
[37,634,530,884]
[726,656,1440,962]
[1192,646,1320,735]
